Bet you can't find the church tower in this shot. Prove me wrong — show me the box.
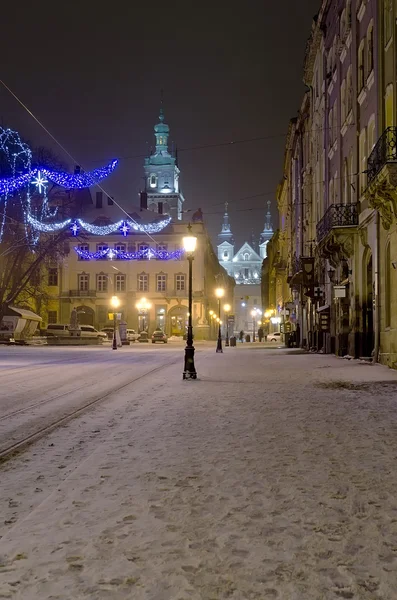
[217,202,234,269]
[143,106,185,220]
[259,200,274,258]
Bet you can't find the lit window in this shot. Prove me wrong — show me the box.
[138,273,148,292]
[156,273,167,292]
[150,174,157,188]
[97,274,108,292]
[175,274,186,291]
[115,274,126,292]
[78,273,89,291]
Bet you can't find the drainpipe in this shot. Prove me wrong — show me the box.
[374,210,380,362]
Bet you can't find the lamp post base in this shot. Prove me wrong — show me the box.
[183,344,197,379]
[216,336,223,353]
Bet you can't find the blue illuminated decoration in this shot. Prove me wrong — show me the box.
[0,159,118,197]
[27,214,172,235]
[74,246,184,261]
[70,222,80,236]
[119,221,130,236]
[31,170,48,194]
[27,213,71,232]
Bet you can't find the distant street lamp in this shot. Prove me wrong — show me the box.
[110,295,120,350]
[223,303,231,346]
[215,287,225,353]
[251,309,257,342]
[136,297,152,332]
[182,226,197,379]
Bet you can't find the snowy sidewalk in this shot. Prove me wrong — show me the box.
[2,349,397,599]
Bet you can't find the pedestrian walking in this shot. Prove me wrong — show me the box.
[258,327,264,342]
[239,330,244,343]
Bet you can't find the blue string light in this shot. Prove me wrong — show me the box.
[27,214,172,235]
[74,246,184,260]
[0,159,119,198]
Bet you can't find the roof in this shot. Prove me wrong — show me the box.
[7,307,42,322]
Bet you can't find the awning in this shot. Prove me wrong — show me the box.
[317,304,330,313]
[7,307,42,322]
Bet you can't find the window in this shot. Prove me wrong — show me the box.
[359,128,367,193]
[329,179,334,205]
[156,273,167,292]
[96,191,103,209]
[156,243,168,253]
[138,273,148,292]
[48,311,57,324]
[367,22,374,75]
[78,244,89,260]
[138,243,149,259]
[329,108,334,147]
[150,174,157,188]
[97,273,108,292]
[107,195,114,206]
[78,273,89,291]
[115,274,126,292]
[97,244,108,260]
[175,274,186,291]
[386,242,391,327]
[358,40,365,91]
[350,151,355,201]
[385,0,393,44]
[243,252,250,261]
[115,244,126,252]
[347,66,353,114]
[244,268,250,278]
[223,251,229,259]
[367,116,376,157]
[48,268,58,286]
[341,80,347,124]
[343,159,350,204]
[385,84,394,128]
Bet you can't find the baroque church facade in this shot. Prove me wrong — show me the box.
[217,202,273,335]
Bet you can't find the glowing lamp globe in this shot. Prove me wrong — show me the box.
[223,303,231,312]
[111,295,120,309]
[183,235,197,253]
[215,288,225,299]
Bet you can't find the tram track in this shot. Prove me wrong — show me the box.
[0,355,180,464]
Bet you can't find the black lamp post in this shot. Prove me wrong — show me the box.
[224,303,231,347]
[111,295,120,350]
[183,226,197,380]
[215,287,224,353]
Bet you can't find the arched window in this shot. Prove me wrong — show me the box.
[150,174,157,188]
[343,159,350,204]
[367,21,374,76]
[385,242,391,327]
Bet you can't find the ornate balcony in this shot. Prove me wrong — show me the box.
[367,127,397,184]
[316,203,359,243]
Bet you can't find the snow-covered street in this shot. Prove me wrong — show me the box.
[2,345,397,599]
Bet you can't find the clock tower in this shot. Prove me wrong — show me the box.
[143,107,185,220]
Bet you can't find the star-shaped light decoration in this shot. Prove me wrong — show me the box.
[70,222,79,236]
[119,221,130,237]
[108,249,116,260]
[32,170,48,194]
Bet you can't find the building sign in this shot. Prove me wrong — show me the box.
[319,311,330,332]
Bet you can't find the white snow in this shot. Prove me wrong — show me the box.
[1,345,397,599]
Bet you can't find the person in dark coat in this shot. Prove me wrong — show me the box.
[257,327,264,342]
[239,330,244,342]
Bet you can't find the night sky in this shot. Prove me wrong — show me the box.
[2,1,320,249]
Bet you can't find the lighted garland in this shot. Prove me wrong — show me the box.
[0,159,119,197]
[27,214,172,235]
[74,246,184,260]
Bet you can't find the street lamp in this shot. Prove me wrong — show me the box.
[251,309,257,342]
[215,287,225,353]
[136,297,152,332]
[223,303,231,346]
[110,295,120,350]
[182,226,197,379]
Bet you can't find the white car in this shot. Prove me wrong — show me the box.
[126,329,140,342]
[268,332,282,342]
[80,325,107,340]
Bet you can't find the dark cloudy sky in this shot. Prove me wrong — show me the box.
[2,1,320,249]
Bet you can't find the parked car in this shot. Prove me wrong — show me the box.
[100,327,114,340]
[80,325,108,340]
[126,329,140,342]
[151,329,168,344]
[46,324,70,337]
[268,332,282,342]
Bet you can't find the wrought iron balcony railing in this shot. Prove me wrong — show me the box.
[367,127,397,183]
[316,202,359,242]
